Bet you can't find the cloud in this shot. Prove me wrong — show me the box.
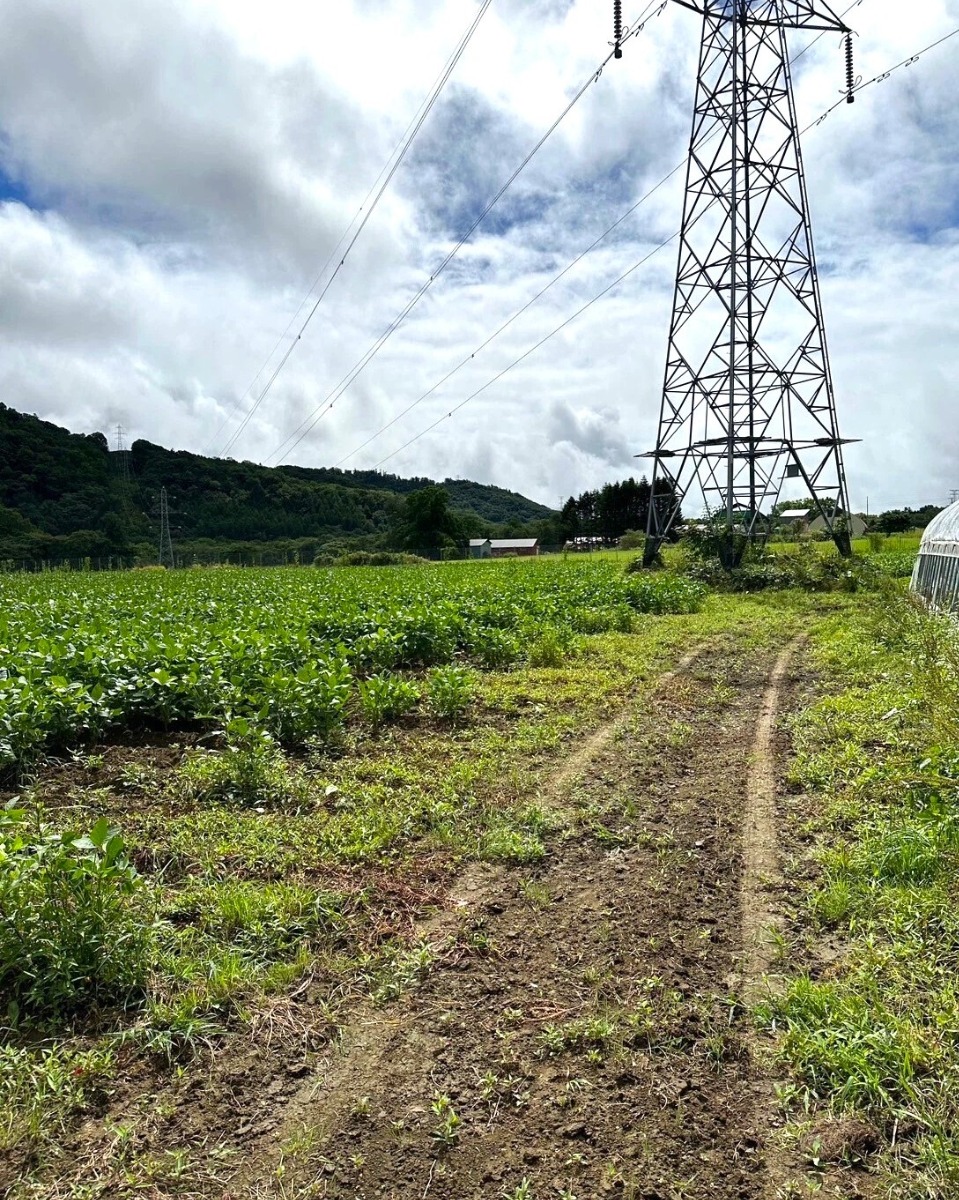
[547,398,635,466]
[0,0,956,512]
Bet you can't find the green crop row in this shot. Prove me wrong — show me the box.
[0,559,705,773]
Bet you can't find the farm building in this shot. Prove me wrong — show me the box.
[468,538,492,559]
[489,538,539,558]
[777,508,867,537]
[778,509,813,527]
[808,512,867,538]
[912,501,959,611]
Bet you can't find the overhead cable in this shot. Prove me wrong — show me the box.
[203,6,492,456]
[370,232,679,470]
[267,1,670,466]
[215,0,495,458]
[806,21,959,131]
[333,0,864,469]
[335,162,686,468]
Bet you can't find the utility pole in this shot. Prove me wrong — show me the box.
[641,0,858,568]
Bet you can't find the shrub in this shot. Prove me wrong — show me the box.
[426,664,474,721]
[618,530,645,551]
[357,673,420,726]
[0,809,153,1021]
[681,545,891,594]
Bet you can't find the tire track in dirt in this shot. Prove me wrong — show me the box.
[230,641,791,1200]
[741,637,812,1200]
[544,648,702,800]
[234,648,707,1190]
[740,638,802,1004]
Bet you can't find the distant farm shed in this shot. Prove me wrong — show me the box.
[912,501,959,611]
[778,508,867,537]
[489,538,539,558]
[808,512,867,538]
[778,509,812,525]
[469,538,491,559]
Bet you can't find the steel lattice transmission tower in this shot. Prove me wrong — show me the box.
[113,424,131,484]
[158,487,175,568]
[642,0,858,567]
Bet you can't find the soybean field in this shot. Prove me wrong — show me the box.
[0,560,703,777]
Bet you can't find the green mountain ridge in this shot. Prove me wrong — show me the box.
[0,404,555,562]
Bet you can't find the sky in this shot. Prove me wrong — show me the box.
[0,0,957,512]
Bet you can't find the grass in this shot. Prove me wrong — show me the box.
[760,586,959,1196]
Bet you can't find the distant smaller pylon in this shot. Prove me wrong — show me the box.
[113,424,131,485]
[159,487,175,568]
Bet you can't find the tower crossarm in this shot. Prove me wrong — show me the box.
[670,0,849,33]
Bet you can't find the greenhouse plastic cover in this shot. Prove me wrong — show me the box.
[917,502,959,554]
[912,500,959,609]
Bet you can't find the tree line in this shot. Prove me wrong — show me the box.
[559,477,681,542]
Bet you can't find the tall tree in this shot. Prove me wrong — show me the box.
[392,486,462,551]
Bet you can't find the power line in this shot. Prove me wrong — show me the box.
[214,0,866,467]
[361,21,953,473]
[336,161,686,469]
[267,1,671,466]
[333,1,865,470]
[805,21,959,132]
[372,232,679,470]
[214,0,495,458]
[202,29,481,457]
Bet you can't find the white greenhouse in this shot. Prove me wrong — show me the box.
[912,502,959,610]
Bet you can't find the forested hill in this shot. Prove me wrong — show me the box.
[0,404,553,560]
[274,466,552,524]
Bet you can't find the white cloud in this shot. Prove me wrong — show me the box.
[0,0,956,511]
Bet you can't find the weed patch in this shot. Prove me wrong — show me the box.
[767,592,959,1195]
[0,809,153,1023]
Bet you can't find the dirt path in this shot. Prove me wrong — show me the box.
[228,640,805,1200]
